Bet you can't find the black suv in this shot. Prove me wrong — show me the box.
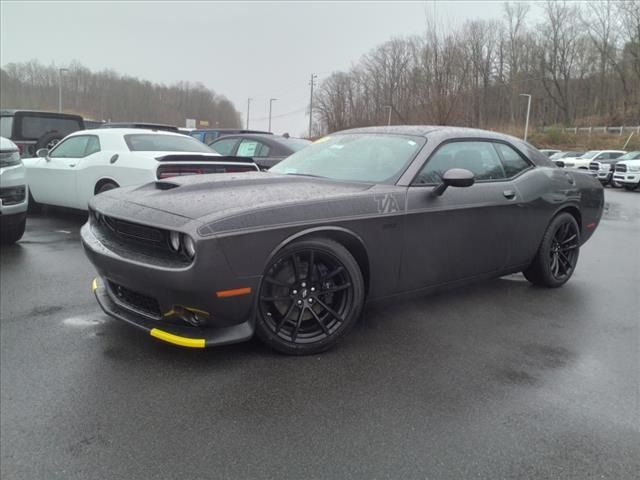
[0,110,85,157]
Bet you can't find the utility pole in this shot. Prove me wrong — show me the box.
[58,68,69,113]
[308,73,317,138]
[384,105,392,126]
[246,97,252,129]
[268,98,278,133]
[519,93,532,142]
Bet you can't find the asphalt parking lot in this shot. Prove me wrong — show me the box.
[1,189,638,480]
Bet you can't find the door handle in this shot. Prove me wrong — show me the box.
[68,163,76,167]
[503,190,516,199]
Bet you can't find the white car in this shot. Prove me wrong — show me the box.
[23,128,259,210]
[612,158,640,191]
[0,137,28,244]
[562,150,626,169]
[589,151,640,186]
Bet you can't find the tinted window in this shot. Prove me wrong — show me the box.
[415,141,505,185]
[0,116,13,138]
[190,132,204,142]
[494,143,531,177]
[50,136,91,158]
[210,137,240,156]
[271,134,426,184]
[124,134,213,152]
[237,139,270,157]
[19,115,82,139]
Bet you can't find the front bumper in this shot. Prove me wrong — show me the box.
[92,277,254,348]
[613,172,640,186]
[82,222,259,348]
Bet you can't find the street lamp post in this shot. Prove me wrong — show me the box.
[58,68,69,113]
[384,105,392,126]
[519,93,532,142]
[246,97,252,129]
[268,98,278,133]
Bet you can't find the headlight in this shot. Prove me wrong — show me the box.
[0,151,21,168]
[183,235,196,258]
[169,231,181,251]
[628,165,640,172]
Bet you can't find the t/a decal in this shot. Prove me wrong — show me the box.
[375,193,401,214]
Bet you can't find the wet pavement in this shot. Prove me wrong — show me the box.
[1,189,639,479]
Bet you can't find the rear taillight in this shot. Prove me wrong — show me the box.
[157,168,203,179]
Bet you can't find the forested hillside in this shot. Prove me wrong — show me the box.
[313,0,640,135]
[0,60,241,127]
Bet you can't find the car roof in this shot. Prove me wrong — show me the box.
[68,128,187,138]
[0,109,83,119]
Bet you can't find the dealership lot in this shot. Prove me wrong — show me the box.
[1,189,638,479]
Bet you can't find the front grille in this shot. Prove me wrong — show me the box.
[90,211,192,267]
[108,281,161,318]
[589,162,600,171]
[102,215,165,244]
[0,185,26,205]
[615,164,628,173]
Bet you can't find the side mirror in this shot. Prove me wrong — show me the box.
[431,168,475,196]
[36,148,49,159]
[555,160,565,168]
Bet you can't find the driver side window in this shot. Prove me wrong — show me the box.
[49,135,100,158]
[49,136,91,158]
[415,141,506,185]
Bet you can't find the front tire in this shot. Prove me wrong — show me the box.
[523,212,580,288]
[0,217,26,245]
[255,238,365,355]
[623,183,639,191]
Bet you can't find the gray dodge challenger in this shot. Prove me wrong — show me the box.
[81,126,604,354]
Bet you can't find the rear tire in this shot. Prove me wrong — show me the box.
[0,217,26,245]
[255,238,365,355]
[96,181,119,194]
[523,212,580,288]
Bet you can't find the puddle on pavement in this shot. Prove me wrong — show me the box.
[63,315,105,327]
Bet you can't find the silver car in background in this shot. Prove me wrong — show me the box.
[0,136,28,244]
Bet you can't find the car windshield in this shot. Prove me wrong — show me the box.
[270,134,425,184]
[617,151,640,160]
[549,152,565,160]
[124,134,214,152]
[579,151,600,159]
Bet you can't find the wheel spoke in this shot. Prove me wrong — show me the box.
[275,301,296,333]
[558,251,573,269]
[291,306,305,342]
[320,266,344,282]
[321,282,352,295]
[561,244,578,252]
[308,307,329,335]
[314,297,344,323]
[292,254,302,283]
[560,234,577,245]
[309,250,316,282]
[264,276,292,288]
[551,254,559,276]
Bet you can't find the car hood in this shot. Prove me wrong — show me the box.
[96,172,375,222]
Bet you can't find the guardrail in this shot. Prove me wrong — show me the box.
[543,126,640,135]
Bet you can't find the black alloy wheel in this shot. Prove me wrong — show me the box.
[523,212,581,288]
[96,181,119,194]
[256,238,364,355]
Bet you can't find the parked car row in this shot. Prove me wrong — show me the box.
[540,147,639,190]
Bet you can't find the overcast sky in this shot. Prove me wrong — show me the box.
[2,1,512,136]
